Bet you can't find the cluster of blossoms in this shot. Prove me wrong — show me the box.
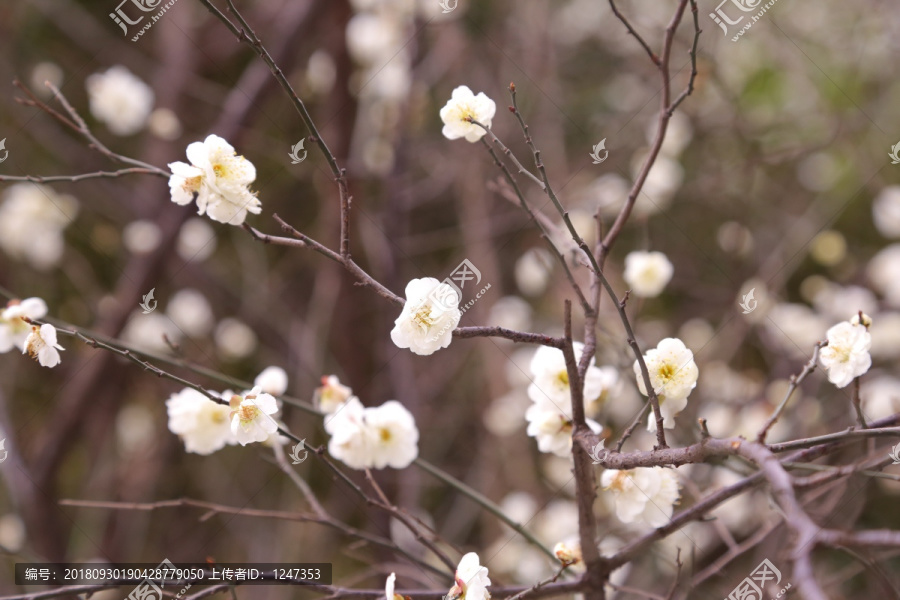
[168,134,261,226]
[391,278,462,356]
[819,315,872,388]
[0,297,64,368]
[166,367,288,454]
[324,392,419,470]
[601,466,681,527]
[0,184,78,270]
[633,337,698,431]
[524,344,615,457]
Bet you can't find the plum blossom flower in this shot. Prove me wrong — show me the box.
[553,541,582,565]
[385,573,403,600]
[168,134,261,225]
[623,251,674,297]
[0,298,48,353]
[325,398,419,470]
[440,86,496,143]
[23,324,64,368]
[634,338,698,431]
[85,66,154,136]
[166,388,235,454]
[527,343,614,414]
[391,278,461,356]
[325,397,370,469]
[229,386,279,445]
[314,375,353,414]
[819,321,872,388]
[254,366,288,396]
[601,466,680,527]
[447,552,491,600]
[525,402,603,457]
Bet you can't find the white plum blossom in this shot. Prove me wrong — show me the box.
[819,321,872,388]
[254,366,289,396]
[166,388,235,455]
[365,401,419,468]
[229,387,280,445]
[448,552,491,600]
[325,397,370,469]
[634,338,698,431]
[525,401,603,457]
[391,278,461,356]
[85,66,154,136]
[0,298,48,353]
[440,86,497,143]
[0,183,78,270]
[23,324,64,368]
[168,134,261,225]
[623,251,674,298]
[314,375,354,414]
[527,343,613,414]
[601,466,680,528]
[553,540,582,565]
[325,398,419,470]
[385,573,402,600]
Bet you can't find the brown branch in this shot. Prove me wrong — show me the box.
[757,341,825,443]
[0,167,161,183]
[607,0,660,66]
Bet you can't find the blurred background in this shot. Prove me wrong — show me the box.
[1,0,900,597]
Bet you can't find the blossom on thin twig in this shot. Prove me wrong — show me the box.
[623,250,674,298]
[229,386,280,445]
[633,337,698,431]
[819,321,872,388]
[447,552,491,600]
[23,323,64,368]
[391,278,461,356]
[601,466,680,527]
[314,375,353,414]
[167,388,235,455]
[168,134,261,226]
[325,398,419,470]
[440,86,497,143]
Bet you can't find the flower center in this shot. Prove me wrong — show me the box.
[605,470,631,492]
[657,363,676,381]
[556,370,569,386]
[236,404,259,424]
[379,427,392,443]
[412,305,436,329]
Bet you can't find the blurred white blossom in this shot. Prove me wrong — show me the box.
[86,66,154,136]
[819,321,872,388]
[254,366,288,396]
[601,466,680,527]
[166,289,214,338]
[122,220,162,254]
[0,184,78,269]
[868,244,900,307]
[440,85,496,143]
[167,388,235,455]
[168,134,260,226]
[214,318,258,360]
[177,218,217,262]
[623,250,674,298]
[0,298,48,353]
[515,248,554,296]
[873,186,900,238]
[148,107,183,141]
[391,278,461,356]
[314,375,353,414]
